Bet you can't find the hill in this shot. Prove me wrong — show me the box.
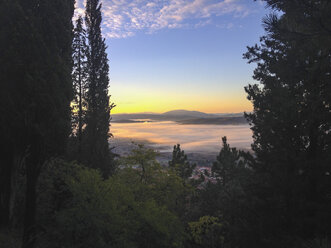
[177,116,247,125]
[112,110,246,125]
[162,109,217,118]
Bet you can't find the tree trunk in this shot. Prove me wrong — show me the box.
[78,49,82,160]
[22,153,41,248]
[0,145,13,228]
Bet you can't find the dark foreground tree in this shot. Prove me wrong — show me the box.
[84,0,115,177]
[0,0,25,229]
[0,0,74,247]
[245,0,331,245]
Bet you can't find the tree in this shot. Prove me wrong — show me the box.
[37,145,185,248]
[21,1,75,247]
[84,0,115,177]
[212,137,247,186]
[189,216,224,248]
[118,144,186,247]
[0,0,25,229]
[169,144,196,180]
[244,0,331,245]
[0,0,74,247]
[61,168,184,248]
[188,138,254,248]
[72,15,88,159]
[123,143,160,183]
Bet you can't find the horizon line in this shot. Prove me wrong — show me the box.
[111,109,248,115]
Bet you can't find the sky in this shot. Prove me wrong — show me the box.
[75,0,269,114]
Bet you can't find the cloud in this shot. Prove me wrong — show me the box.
[75,0,257,38]
[73,0,86,20]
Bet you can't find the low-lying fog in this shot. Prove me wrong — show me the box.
[111,121,252,153]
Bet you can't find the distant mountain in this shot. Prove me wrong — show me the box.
[111,110,246,125]
[112,113,159,121]
[177,116,247,125]
[214,112,244,117]
[112,113,193,122]
[162,110,217,118]
[112,119,153,123]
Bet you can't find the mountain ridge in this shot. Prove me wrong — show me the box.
[112,110,246,125]
[162,109,217,118]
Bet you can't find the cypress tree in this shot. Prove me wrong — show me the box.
[0,0,25,229]
[72,15,88,158]
[23,1,75,247]
[84,0,115,177]
[0,0,74,246]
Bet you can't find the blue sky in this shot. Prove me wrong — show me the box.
[75,0,268,113]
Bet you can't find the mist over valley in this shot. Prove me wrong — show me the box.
[110,110,252,166]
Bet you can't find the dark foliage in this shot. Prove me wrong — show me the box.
[1,1,331,248]
[83,0,115,178]
[187,137,256,248]
[0,0,74,247]
[71,16,89,160]
[245,0,331,246]
[169,144,196,180]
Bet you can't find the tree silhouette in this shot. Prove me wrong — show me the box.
[72,15,89,159]
[244,0,331,244]
[84,0,115,177]
[169,144,196,180]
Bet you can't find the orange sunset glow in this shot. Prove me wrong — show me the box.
[110,86,253,114]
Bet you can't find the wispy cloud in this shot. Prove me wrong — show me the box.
[74,0,85,20]
[75,0,258,38]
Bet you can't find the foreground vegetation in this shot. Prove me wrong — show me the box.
[1,0,331,247]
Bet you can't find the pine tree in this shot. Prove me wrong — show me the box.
[72,15,88,158]
[189,138,253,248]
[212,137,245,186]
[169,144,195,179]
[244,0,331,244]
[84,0,115,177]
